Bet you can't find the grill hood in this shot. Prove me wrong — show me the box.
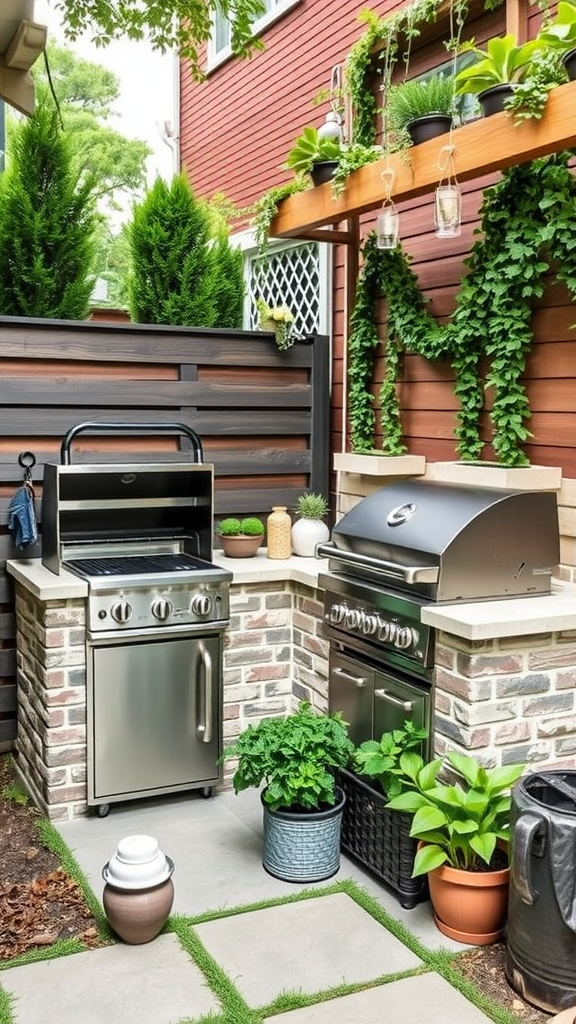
[320,479,559,602]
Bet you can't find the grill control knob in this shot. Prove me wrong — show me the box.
[395,626,417,650]
[191,593,212,617]
[361,614,379,636]
[328,603,347,625]
[110,600,132,624]
[151,598,173,621]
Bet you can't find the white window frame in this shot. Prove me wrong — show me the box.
[207,0,301,73]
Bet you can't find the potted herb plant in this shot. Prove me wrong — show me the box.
[222,700,354,882]
[284,126,342,186]
[338,721,429,908]
[217,517,264,558]
[386,749,525,944]
[537,1,576,79]
[454,34,548,117]
[387,74,455,147]
[290,491,329,557]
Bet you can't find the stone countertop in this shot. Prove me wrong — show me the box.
[6,551,325,601]
[421,580,576,640]
[8,555,576,641]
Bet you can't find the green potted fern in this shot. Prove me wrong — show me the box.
[216,517,264,558]
[222,700,354,881]
[387,74,455,147]
[291,491,329,557]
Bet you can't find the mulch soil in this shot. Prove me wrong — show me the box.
[0,754,554,1020]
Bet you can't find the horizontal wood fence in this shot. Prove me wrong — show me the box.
[0,316,330,746]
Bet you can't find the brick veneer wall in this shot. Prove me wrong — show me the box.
[13,579,328,820]
[434,630,576,768]
[14,588,87,821]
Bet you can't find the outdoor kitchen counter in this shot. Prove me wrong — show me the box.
[6,551,324,599]
[422,579,576,640]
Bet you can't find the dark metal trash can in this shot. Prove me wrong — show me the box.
[506,771,576,1013]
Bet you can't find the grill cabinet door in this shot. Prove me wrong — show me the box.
[328,650,374,747]
[373,669,431,752]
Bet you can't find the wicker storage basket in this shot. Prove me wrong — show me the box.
[338,767,428,909]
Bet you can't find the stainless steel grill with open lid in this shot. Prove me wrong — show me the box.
[318,478,560,603]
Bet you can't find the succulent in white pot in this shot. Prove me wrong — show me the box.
[291,492,330,557]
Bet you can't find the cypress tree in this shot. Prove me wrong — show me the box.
[128,174,245,328]
[0,90,98,319]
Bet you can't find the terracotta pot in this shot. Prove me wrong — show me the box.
[219,534,262,558]
[428,858,510,945]
[103,877,175,944]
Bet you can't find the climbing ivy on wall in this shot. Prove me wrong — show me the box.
[347,153,576,466]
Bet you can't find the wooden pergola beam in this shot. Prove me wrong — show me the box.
[270,81,576,240]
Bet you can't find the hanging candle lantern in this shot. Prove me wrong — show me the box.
[435,145,462,238]
[376,169,399,250]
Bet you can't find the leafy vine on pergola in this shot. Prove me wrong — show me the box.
[348,153,576,467]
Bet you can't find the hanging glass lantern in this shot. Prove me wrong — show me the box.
[435,146,461,238]
[376,169,399,250]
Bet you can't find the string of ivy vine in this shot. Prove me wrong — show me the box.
[347,153,576,466]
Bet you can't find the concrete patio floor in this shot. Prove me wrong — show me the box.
[0,787,498,1024]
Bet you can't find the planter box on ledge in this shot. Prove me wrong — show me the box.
[424,462,562,491]
[334,453,426,477]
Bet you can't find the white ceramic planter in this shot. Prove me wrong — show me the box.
[291,517,329,557]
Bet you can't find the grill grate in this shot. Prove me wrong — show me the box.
[66,554,211,577]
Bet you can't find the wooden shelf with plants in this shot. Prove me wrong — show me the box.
[269,80,576,242]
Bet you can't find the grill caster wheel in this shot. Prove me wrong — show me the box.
[200,787,213,799]
[95,803,110,818]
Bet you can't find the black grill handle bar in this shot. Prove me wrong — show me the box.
[315,543,439,585]
[59,422,204,465]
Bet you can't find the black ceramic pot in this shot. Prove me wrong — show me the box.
[310,160,339,187]
[478,84,516,117]
[406,114,452,145]
[562,47,576,81]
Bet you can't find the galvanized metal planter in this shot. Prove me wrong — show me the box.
[262,786,345,882]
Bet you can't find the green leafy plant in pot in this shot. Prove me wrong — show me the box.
[386,749,524,944]
[217,517,264,558]
[291,491,330,557]
[537,2,576,80]
[454,34,551,119]
[337,721,429,908]
[285,126,342,186]
[222,700,354,881]
[387,73,455,148]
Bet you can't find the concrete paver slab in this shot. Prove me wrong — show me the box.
[0,933,218,1024]
[263,971,497,1023]
[194,891,422,1004]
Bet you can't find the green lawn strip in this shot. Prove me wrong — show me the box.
[0,981,15,1024]
[169,916,260,1024]
[174,879,521,1024]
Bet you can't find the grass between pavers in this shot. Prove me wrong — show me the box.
[168,879,521,1024]
[0,826,520,1024]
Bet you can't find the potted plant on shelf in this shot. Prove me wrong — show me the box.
[386,749,525,944]
[255,298,294,350]
[217,517,264,558]
[338,721,429,909]
[290,491,330,556]
[537,1,576,80]
[284,126,342,186]
[454,33,554,119]
[387,73,455,147]
[222,700,354,882]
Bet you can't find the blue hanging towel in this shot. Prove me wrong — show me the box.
[8,482,38,550]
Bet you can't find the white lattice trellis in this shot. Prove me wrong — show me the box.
[249,243,321,338]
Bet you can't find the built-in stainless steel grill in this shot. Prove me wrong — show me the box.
[317,478,560,762]
[41,422,232,817]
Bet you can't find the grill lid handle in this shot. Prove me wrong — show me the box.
[59,422,204,465]
[316,542,439,585]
